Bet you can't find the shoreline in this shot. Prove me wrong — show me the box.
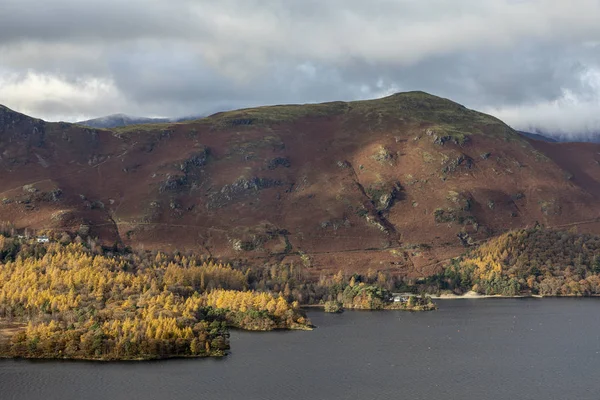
[430,291,600,299]
[301,302,437,312]
[429,291,539,300]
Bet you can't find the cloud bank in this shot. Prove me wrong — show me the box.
[1,0,600,139]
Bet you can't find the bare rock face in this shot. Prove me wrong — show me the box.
[207,177,284,209]
[179,147,210,172]
[267,157,291,170]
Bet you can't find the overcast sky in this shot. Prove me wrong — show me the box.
[1,0,600,138]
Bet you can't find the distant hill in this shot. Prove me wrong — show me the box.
[2,92,600,277]
[77,114,171,128]
[518,129,600,143]
[77,114,205,128]
[517,131,558,142]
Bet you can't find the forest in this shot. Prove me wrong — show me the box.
[420,227,600,296]
[0,232,310,360]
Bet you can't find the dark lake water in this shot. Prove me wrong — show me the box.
[2,298,600,400]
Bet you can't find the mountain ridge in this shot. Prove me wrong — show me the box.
[77,114,171,128]
[77,112,209,129]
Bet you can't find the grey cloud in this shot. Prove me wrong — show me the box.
[1,0,600,138]
[0,0,198,43]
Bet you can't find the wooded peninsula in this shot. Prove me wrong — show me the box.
[0,230,431,361]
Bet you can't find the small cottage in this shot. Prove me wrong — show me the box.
[36,236,50,243]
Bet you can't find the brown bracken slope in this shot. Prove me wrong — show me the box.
[1,92,599,277]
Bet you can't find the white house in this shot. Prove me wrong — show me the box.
[36,236,50,243]
[392,293,413,302]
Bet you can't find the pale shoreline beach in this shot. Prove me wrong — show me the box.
[431,291,544,299]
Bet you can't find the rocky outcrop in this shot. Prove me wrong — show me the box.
[207,177,284,209]
[266,157,291,170]
[178,147,210,173]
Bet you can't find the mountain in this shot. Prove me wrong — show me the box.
[1,92,600,278]
[77,114,172,128]
[518,129,600,143]
[77,113,207,129]
[517,131,558,143]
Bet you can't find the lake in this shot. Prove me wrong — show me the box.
[1,298,599,400]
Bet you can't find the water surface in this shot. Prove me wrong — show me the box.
[1,298,599,400]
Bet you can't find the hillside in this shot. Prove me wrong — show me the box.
[1,92,599,277]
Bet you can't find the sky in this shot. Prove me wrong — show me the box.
[1,0,600,139]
